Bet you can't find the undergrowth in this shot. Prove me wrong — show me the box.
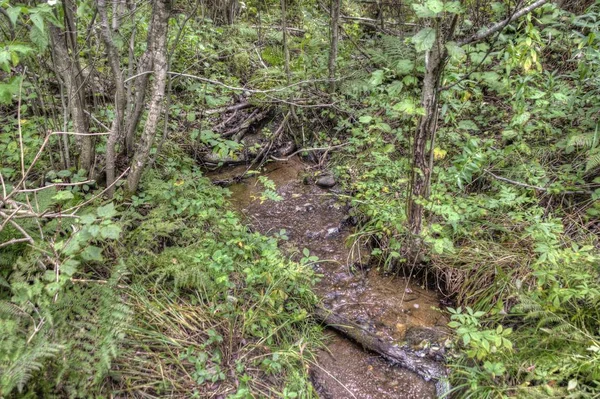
[0,146,321,398]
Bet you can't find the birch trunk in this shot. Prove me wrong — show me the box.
[126,0,171,194]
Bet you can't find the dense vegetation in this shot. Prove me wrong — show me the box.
[1,0,599,397]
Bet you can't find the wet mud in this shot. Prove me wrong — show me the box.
[211,157,447,398]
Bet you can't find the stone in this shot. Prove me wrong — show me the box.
[316,175,336,188]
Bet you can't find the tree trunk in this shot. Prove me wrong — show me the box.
[126,0,171,194]
[406,1,550,236]
[98,0,127,197]
[281,0,291,83]
[124,15,156,156]
[328,0,341,92]
[49,24,92,173]
[407,27,445,236]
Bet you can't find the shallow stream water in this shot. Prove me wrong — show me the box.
[211,157,448,398]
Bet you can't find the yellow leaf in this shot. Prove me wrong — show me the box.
[433,147,447,160]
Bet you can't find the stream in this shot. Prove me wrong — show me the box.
[211,157,449,398]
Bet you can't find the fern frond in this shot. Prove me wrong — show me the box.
[0,341,63,394]
[585,149,600,171]
[0,301,28,318]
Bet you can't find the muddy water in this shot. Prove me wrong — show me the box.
[211,158,447,398]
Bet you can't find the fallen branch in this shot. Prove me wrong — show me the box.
[222,109,270,139]
[314,307,449,398]
[484,170,591,195]
[205,102,251,115]
[270,143,350,161]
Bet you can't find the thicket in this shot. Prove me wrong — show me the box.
[1,0,600,398]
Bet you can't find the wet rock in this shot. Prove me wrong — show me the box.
[405,327,446,348]
[316,175,336,188]
[325,227,340,238]
[303,203,315,212]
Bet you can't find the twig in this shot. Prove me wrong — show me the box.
[168,71,342,93]
[0,237,31,248]
[458,0,549,46]
[52,131,111,136]
[270,143,350,161]
[17,71,26,180]
[19,180,95,194]
[83,110,111,130]
[61,167,130,214]
[205,102,251,115]
[484,170,591,195]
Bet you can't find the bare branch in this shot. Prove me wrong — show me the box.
[484,170,591,195]
[458,0,550,46]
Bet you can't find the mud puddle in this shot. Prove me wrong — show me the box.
[210,157,447,398]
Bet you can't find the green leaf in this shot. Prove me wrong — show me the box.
[7,7,22,26]
[53,190,74,201]
[359,116,373,124]
[412,28,436,52]
[81,246,103,262]
[425,0,443,14]
[97,203,117,218]
[100,225,121,240]
[0,51,11,73]
[30,26,49,50]
[413,4,436,18]
[80,213,96,225]
[444,1,463,13]
[30,12,45,33]
[512,112,531,125]
[369,70,384,86]
[445,41,465,60]
[458,120,479,131]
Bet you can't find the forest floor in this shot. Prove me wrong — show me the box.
[210,157,448,398]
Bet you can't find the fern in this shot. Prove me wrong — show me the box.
[0,340,63,394]
[586,148,600,171]
[567,125,600,172]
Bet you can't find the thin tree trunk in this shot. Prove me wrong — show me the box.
[328,0,340,92]
[98,0,127,197]
[406,0,550,236]
[124,15,156,156]
[127,0,171,194]
[407,25,445,236]
[49,25,92,173]
[281,0,290,82]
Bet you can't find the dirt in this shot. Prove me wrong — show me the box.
[210,157,448,398]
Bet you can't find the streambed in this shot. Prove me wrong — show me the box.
[211,157,448,398]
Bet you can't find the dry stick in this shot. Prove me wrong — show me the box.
[270,143,350,161]
[168,71,344,93]
[439,0,524,92]
[0,212,34,244]
[52,131,111,136]
[458,0,549,46]
[0,205,23,232]
[17,71,26,181]
[19,180,95,194]
[484,170,591,195]
[61,167,130,215]
[205,101,251,115]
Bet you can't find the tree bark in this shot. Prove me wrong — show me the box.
[126,0,171,194]
[407,24,445,236]
[49,24,92,173]
[281,0,291,83]
[328,0,341,92]
[124,15,156,156]
[98,0,127,197]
